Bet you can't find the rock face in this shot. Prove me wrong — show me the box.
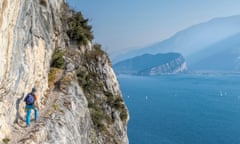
[114,53,187,76]
[139,56,187,76]
[0,0,128,144]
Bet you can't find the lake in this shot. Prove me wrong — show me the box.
[119,74,240,144]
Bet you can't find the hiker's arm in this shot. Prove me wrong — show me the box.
[35,96,40,110]
[36,100,40,110]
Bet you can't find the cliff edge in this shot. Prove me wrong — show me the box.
[0,0,129,143]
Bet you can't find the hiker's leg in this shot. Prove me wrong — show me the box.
[26,109,31,126]
[34,107,38,121]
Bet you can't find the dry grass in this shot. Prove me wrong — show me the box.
[48,68,63,90]
[59,73,73,92]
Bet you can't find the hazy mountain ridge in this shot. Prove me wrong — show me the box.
[114,15,240,71]
[188,33,240,71]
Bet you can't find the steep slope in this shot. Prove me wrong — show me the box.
[0,0,128,144]
[114,53,187,76]
[113,15,240,67]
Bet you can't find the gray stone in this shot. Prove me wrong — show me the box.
[66,63,75,72]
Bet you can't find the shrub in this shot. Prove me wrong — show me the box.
[93,44,104,53]
[104,91,128,122]
[120,108,128,122]
[90,103,112,131]
[113,98,125,111]
[90,106,106,130]
[77,69,103,93]
[39,0,47,7]
[2,138,10,144]
[85,44,106,63]
[51,48,65,69]
[67,12,93,45]
[93,44,105,57]
[105,91,115,106]
[76,70,88,86]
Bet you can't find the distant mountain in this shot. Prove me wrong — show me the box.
[114,15,240,71]
[188,33,240,71]
[113,53,187,76]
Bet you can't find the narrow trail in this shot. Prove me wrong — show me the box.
[11,92,59,144]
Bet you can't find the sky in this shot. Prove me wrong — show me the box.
[67,0,240,57]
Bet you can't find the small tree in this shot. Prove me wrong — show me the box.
[51,48,65,69]
[67,12,94,45]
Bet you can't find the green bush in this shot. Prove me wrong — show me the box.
[120,108,128,122]
[76,70,88,86]
[39,0,47,7]
[85,44,106,63]
[90,106,106,130]
[51,48,65,69]
[77,69,104,93]
[89,102,112,131]
[113,98,125,111]
[105,91,114,101]
[2,138,10,144]
[93,44,105,55]
[67,12,93,45]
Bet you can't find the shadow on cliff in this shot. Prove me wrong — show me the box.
[14,93,25,127]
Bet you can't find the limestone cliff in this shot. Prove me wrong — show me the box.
[0,0,129,144]
[138,55,187,76]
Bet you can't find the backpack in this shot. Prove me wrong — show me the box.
[25,93,35,105]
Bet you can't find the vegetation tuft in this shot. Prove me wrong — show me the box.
[2,138,10,144]
[51,48,65,69]
[39,0,47,7]
[66,11,93,45]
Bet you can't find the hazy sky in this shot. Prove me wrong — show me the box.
[67,0,240,56]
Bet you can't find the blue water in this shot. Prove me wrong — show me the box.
[119,74,240,144]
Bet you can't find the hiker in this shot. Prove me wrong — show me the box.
[24,88,39,126]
